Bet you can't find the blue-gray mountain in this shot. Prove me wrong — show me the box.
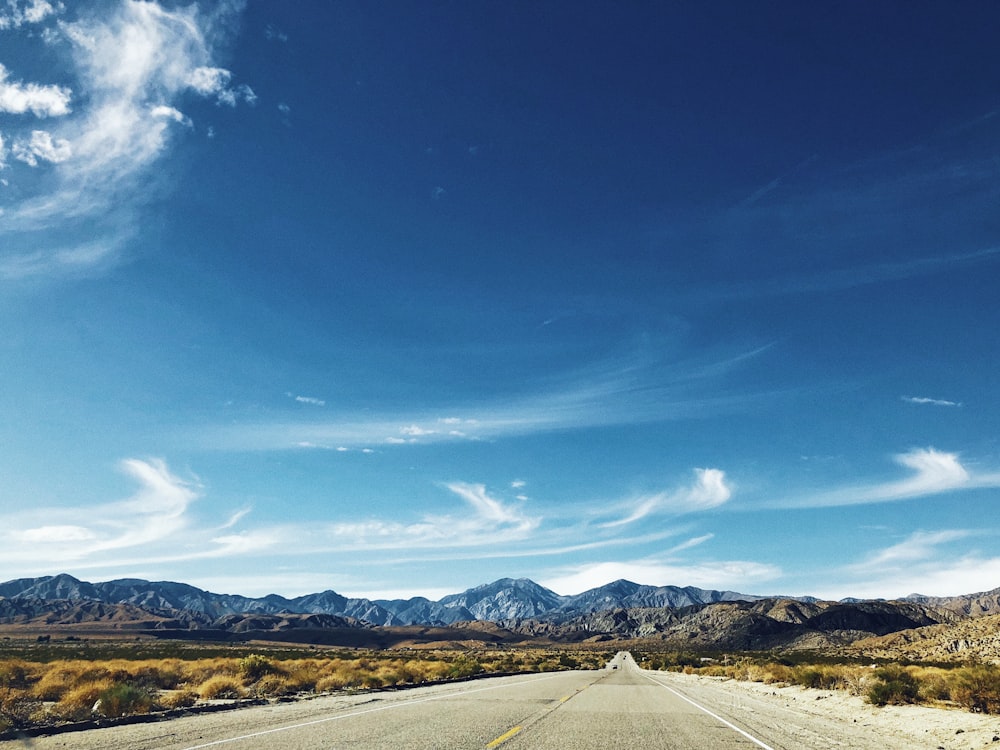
[3,575,997,632]
[0,574,763,626]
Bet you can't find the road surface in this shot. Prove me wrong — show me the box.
[2,653,935,749]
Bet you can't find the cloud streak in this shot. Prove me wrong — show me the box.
[3,458,200,563]
[770,447,1000,509]
[902,395,962,407]
[197,344,774,452]
[602,468,732,527]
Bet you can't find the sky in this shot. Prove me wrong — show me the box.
[2,1,1000,603]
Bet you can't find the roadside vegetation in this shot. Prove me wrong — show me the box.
[637,651,1000,713]
[0,641,611,734]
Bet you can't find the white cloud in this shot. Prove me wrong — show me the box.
[0,62,72,117]
[1,0,251,279]
[12,129,72,165]
[294,395,326,406]
[186,66,255,106]
[857,529,972,568]
[445,482,535,530]
[150,104,191,126]
[772,447,997,508]
[19,525,96,543]
[1,458,200,563]
[401,424,436,436]
[0,0,59,30]
[604,467,732,527]
[902,395,962,407]
[319,483,539,553]
[186,66,231,96]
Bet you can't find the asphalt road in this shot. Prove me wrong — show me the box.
[4,653,928,749]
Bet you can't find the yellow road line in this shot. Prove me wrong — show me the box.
[486,725,523,748]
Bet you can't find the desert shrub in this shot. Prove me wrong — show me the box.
[284,663,322,693]
[197,675,246,700]
[866,665,919,706]
[161,689,199,709]
[238,654,275,684]
[914,667,951,702]
[760,663,795,685]
[32,666,77,702]
[180,658,240,686]
[950,664,1000,714]
[0,687,42,732]
[446,655,482,679]
[791,665,825,689]
[54,679,112,721]
[314,674,346,693]
[558,654,579,669]
[250,673,293,698]
[95,683,156,718]
[0,660,32,690]
[127,662,182,690]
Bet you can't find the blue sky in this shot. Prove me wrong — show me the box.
[2,0,1000,601]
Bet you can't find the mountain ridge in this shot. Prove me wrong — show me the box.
[2,573,998,629]
[0,573,771,626]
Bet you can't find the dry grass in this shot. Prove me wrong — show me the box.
[0,645,608,733]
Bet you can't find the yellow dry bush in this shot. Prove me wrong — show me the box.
[31,666,79,702]
[53,679,112,722]
[197,675,246,700]
[161,689,199,709]
[250,673,294,698]
[283,661,324,693]
[180,658,240,687]
[0,659,34,689]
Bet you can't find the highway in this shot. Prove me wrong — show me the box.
[5,653,928,749]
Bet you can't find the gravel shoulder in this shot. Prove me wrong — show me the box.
[661,670,1000,750]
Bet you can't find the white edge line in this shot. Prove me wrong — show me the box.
[642,671,777,750]
[181,673,563,749]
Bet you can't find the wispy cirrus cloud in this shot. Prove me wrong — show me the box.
[199,344,774,452]
[2,458,200,564]
[769,447,1000,509]
[902,395,962,407]
[0,0,252,280]
[602,468,732,527]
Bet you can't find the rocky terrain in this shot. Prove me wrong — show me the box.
[846,612,1000,663]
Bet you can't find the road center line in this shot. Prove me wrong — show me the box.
[641,672,777,750]
[180,673,563,750]
[485,725,523,748]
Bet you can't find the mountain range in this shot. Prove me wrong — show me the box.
[0,573,761,626]
[4,574,1000,656]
